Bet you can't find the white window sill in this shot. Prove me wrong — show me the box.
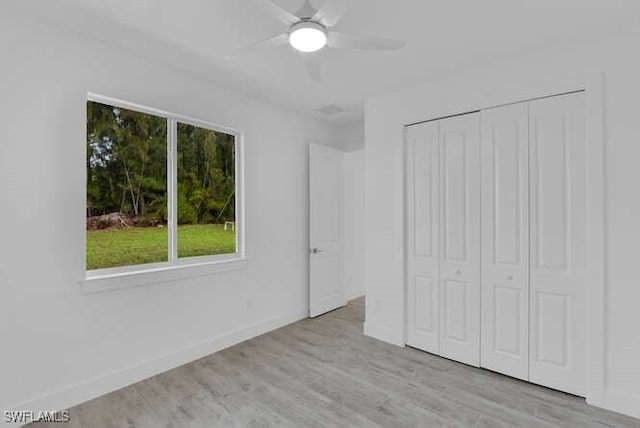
[80,257,248,294]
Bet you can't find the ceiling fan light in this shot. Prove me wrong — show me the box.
[289,21,327,53]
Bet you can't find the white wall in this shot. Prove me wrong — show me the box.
[335,122,365,151]
[364,27,640,418]
[343,149,365,301]
[0,11,337,412]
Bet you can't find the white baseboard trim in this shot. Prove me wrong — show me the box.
[364,322,404,347]
[595,389,640,419]
[4,309,308,422]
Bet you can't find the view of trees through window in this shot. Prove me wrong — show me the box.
[86,100,237,271]
[177,122,236,258]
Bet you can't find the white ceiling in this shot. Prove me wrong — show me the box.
[19,0,640,126]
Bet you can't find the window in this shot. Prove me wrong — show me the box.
[86,95,241,275]
[176,123,236,258]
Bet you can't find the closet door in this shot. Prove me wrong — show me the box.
[438,113,481,367]
[529,92,586,396]
[406,121,440,353]
[480,103,530,380]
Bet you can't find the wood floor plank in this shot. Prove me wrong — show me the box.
[74,385,165,428]
[26,297,640,428]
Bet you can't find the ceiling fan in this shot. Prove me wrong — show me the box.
[226,0,406,81]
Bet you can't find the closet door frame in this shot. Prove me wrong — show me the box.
[403,74,605,407]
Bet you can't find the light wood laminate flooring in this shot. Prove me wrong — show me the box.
[28,298,640,427]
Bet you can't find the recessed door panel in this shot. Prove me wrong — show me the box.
[406,122,439,353]
[438,113,480,367]
[535,115,568,271]
[493,285,521,356]
[480,103,529,380]
[414,275,436,333]
[493,124,523,266]
[414,139,434,258]
[536,292,568,366]
[444,279,468,342]
[529,92,586,396]
[443,134,468,262]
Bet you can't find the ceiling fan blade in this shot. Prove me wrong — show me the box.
[328,32,406,51]
[226,33,288,60]
[301,54,322,82]
[312,0,347,27]
[295,0,318,19]
[255,0,300,25]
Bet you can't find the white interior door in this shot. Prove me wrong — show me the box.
[309,143,346,318]
[529,92,587,396]
[406,121,440,353]
[480,102,530,380]
[438,113,481,367]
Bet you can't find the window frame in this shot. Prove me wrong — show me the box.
[83,93,245,290]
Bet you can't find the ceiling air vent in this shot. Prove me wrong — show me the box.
[317,104,344,115]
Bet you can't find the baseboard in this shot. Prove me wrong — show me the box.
[594,389,640,419]
[4,309,308,424]
[363,322,404,347]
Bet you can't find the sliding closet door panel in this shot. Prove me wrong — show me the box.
[480,103,529,380]
[439,113,481,367]
[529,92,586,396]
[406,122,439,353]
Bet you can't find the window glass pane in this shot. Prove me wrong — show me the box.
[177,123,236,258]
[86,101,168,270]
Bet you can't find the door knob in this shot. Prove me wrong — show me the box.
[310,248,323,254]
